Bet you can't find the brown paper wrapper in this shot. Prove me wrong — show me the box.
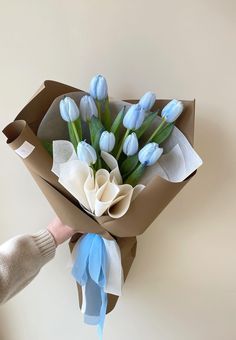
[2,80,196,313]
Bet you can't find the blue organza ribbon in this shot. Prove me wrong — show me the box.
[72,233,108,340]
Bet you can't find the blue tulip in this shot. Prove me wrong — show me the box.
[99,131,116,153]
[89,75,108,101]
[139,91,156,111]
[161,99,184,123]
[77,141,97,165]
[59,97,80,122]
[123,104,145,130]
[123,132,139,156]
[138,143,163,166]
[79,95,98,122]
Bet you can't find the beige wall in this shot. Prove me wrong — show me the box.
[0,0,236,339]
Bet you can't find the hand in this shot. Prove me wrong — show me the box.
[47,216,76,246]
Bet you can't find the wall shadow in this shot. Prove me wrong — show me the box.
[0,309,10,340]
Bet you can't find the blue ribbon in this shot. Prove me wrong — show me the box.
[72,233,108,340]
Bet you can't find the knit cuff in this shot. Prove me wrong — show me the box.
[32,229,56,265]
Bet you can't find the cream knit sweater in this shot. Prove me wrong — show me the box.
[0,229,56,304]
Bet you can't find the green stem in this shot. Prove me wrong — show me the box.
[115,129,130,160]
[96,100,102,121]
[88,120,94,146]
[96,156,102,170]
[90,163,96,175]
[71,121,80,144]
[74,118,82,140]
[147,118,166,143]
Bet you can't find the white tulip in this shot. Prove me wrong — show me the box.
[59,97,80,122]
[138,143,163,166]
[77,141,97,165]
[123,133,139,156]
[139,91,156,111]
[99,131,115,153]
[123,104,145,130]
[161,99,184,123]
[79,95,98,122]
[89,74,108,101]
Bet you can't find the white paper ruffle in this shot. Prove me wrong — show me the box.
[52,141,145,219]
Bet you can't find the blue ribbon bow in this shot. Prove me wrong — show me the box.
[72,233,108,340]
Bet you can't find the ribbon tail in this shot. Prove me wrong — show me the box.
[84,276,102,325]
[97,290,108,340]
[71,233,123,340]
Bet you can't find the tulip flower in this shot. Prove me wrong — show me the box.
[60,97,80,122]
[77,141,97,166]
[125,143,163,186]
[89,74,108,101]
[147,99,183,144]
[123,133,139,156]
[123,104,145,130]
[79,95,98,122]
[139,91,156,111]
[99,131,116,153]
[116,104,145,160]
[89,74,111,130]
[161,99,183,123]
[59,96,81,147]
[138,143,163,166]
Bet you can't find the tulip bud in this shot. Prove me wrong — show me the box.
[123,132,139,156]
[59,97,80,122]
[77,141,97,165]
[123,104,145,130]
[139,91,156,111]
[161,99,183,123]
[79,95,98,122]
[138,143,163,166]
[99,131,115,153]
[89,74,108,101]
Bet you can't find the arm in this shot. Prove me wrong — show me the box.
[0,217,75,304]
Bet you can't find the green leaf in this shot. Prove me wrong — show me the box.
[152,123,174,144]
[89,116,105,151]
[110,106,126,138]
[95,99,102,121]
[111,107,127,156]
[68,122,78,150]
[136,111,158,139]
[121,154,139,177]
[103,97,111,130]
[125,163,145,187]
[41,140,53,157]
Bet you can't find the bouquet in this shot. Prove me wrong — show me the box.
[3,77,202,339]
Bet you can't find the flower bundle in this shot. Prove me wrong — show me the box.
[3,78,202,340]
[50,75,185,223]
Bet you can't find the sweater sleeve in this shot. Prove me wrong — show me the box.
[0,229,56,304]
